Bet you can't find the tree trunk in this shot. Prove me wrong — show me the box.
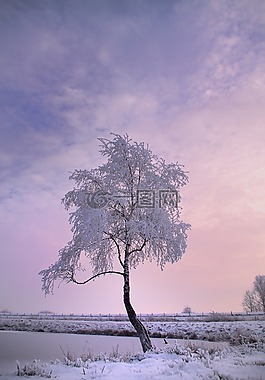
[123,255,153,353]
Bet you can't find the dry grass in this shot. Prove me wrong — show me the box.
[16,360,52,377]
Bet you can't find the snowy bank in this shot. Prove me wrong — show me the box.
[0,317,264,344]
[2,342,265,379]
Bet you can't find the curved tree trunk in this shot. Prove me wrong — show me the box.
[123,255,153,353]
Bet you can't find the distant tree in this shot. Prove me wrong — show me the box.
[0,309,11,315]
[242,275,265,313]
[242,290,261,312]
[38,310,54,315]
[253,275,265,312]
[183,306,192,315]
[39,134,191,352]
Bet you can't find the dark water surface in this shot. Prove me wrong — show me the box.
[0,330,168,373]
[0,330,229,374]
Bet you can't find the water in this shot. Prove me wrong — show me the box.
[0,331,149,373]
[0,330,229,374]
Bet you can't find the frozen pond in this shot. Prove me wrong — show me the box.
[0,330,229,373]
[0,330,142,371]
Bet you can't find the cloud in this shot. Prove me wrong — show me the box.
[1,0,265,313]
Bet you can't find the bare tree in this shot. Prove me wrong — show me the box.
[242,290,262,312]
[182,306,192,315]
[39,134,191,352]
[253,275,265,312]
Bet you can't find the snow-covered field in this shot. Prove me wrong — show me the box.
[1,316,265,343]
[0,316,265,379]
[2,342,265,379]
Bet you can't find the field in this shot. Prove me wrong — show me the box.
[0,312,264,344]
[0,313,264,379]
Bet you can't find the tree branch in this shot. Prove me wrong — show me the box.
[129,237,147,255]
[103,231,125,268]
[70,270,124,285]
[111,235,124,268]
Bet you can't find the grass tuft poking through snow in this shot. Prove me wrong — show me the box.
[16,360,52,378]
[39,341,262,380]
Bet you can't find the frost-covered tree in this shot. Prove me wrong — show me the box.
[242,275,265,313]
[253,275,265,312]
[39,133,191,352]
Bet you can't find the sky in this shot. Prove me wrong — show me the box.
[0,0,265,315]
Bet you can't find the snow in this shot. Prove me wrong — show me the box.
[1,317,264,379]
[1,316,264,344]
[1,343,265,379]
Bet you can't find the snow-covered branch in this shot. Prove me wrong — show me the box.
[70,270,124,285]
[106,233,124,268]
[129,237,147,256]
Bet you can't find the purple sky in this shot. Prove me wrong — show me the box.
[1,0,265,314]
